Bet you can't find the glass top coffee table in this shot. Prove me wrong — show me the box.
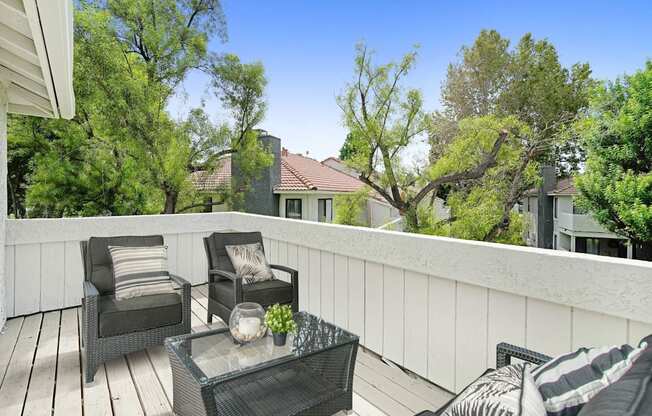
[165,311,359,416]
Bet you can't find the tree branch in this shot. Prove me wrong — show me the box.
[411,129,509,205]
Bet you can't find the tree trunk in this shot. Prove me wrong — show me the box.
[402,206,420,233]
[163,190,177,214]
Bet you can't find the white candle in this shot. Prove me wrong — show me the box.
[238,317,261,337]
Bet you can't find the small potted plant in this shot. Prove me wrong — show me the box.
[264,304,297,346]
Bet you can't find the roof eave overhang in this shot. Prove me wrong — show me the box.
[2,0,75,119]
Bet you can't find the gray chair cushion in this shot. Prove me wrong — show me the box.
[209,279,293,309]
[86,235,164,295]
[98,292,182,338]
[204,232,264,277]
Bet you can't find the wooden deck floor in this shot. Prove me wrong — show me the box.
[0,285,451,416]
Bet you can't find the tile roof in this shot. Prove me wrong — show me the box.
[190,157,230,191]
[548,177,577,196]
[190,152,366,193]
[275,153,365,192]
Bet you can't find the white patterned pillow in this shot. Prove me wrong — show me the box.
[442,364,546,416]
[532,343,647,416]
[108,245,175,300]
[224,243,274,284]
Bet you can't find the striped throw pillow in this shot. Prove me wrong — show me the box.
[532,342,648,416]
[108,245,175,300]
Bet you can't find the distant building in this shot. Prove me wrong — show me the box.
[522,167,652,260]
[191,134,399,227]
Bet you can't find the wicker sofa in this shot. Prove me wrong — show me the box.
[80,235,191,383]
[417,339,652,415]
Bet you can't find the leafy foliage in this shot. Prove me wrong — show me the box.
[264,304,297,334]
[334,187,370,226]
[439,30,593,174]
[337,43,510,233]
[9,1,271,217]
[576,62,652,242]
[426,30,593,241]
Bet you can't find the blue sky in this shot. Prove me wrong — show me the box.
[169,0,652,161]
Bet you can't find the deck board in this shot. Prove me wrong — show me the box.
[79,308,113,416]
[53,308,82,415]
[0,284,452,415]
[23,311,59,416]
[0,313,42,416]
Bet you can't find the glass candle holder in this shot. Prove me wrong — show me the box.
[229,302,267,344]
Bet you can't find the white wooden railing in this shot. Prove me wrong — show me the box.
[6,212,652,393]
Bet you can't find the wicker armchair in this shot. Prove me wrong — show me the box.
[203,232,299,324]
[80,235,191,383]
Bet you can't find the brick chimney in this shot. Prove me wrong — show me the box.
[231,133,282,216]
[281,147,288,157]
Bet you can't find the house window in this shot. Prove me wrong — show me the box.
[553,197,558,219]
[285,199,302,220]
[586,238,600,255]
[318,198,333,223]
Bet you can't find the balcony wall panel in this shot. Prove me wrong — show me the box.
[347,257,365,345]
[40,242,64,311]
[487,290,526,368]
[5,245,14,317]
[382,266,405,366]
[403,270,428,378]
[6,213,233,316]
[427,276,456,391]
[63,240,83,308]
[526,298,572,356]
[308,248,321,315]
[455,283,488,392]
[162,233,178,274]
[364,261,384,354]
[572,309,627,349]
[14,243,39,316]
[320,251,335,322]
[333,254,349,329]
[296,246,309,312]
[630,321,652,345]
[7,212,652,394]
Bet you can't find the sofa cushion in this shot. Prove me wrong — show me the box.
[532,343,648,416]
[87,235,164,295]
[577,341,652,416]
[440,364,545,416]
[98,292,182,338]
[108,245,174,300]
[209,279,293,309]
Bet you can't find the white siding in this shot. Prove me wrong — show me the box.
[7,211,652,394]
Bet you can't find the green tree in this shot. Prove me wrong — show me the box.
[339,133,362,161]
[439,30,593,174]
[430,30,593,240]
[334,187,369,226]
[208,54,274,209]
[575,62,652,242]
[426,116,538,242]
[337,44,509,232]
[10,1,272,217]
[72,0,227,214]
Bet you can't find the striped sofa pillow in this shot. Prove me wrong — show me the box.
[532,342,648,416]
[108,245,175,300]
